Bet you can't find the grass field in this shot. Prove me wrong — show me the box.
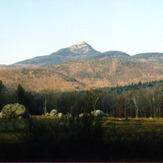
[0,117,163,161]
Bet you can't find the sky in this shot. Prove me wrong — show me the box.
[0,0,163,65]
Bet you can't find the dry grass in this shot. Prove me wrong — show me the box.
[102,117,163,126]
[0,117,163,161]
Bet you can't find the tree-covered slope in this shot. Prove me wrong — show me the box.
[0,58,162,92]
[131,52,163,64]
[52,58,163,89]
[93,51,130,59]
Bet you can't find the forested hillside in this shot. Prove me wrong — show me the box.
[51,58,163,89]
[0,58,162,92]
[131,52,163,64]
[0,80,162,118]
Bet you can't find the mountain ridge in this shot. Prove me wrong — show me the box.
[10,41,100,67]
[5,41,163,68]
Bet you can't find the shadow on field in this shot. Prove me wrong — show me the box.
[0,116,163,161]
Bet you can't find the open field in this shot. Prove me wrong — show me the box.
[102,117,163,125]
[0,117,163,161]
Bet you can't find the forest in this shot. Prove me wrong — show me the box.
[0,80,163,161]
[0,80,162,118]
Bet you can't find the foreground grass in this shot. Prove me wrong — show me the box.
[0,117,163,161]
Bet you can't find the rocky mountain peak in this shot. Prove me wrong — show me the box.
[69,41,93,54]
[75,40,87,45]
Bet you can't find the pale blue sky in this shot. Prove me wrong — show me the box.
[0,0,163,64]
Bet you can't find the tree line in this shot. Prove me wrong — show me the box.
[0,80,162,118]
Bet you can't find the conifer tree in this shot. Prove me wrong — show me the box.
[16,84,26,105]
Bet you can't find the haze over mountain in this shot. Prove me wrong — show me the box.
[8,41,163,68]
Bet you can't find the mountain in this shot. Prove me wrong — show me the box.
[131,52,163,64]
[0,41,162,92]
[5,41,163,68]
[10,41,101,68]
[1,58,162,92]
[51,58,163,89]
[93,51,130,59]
